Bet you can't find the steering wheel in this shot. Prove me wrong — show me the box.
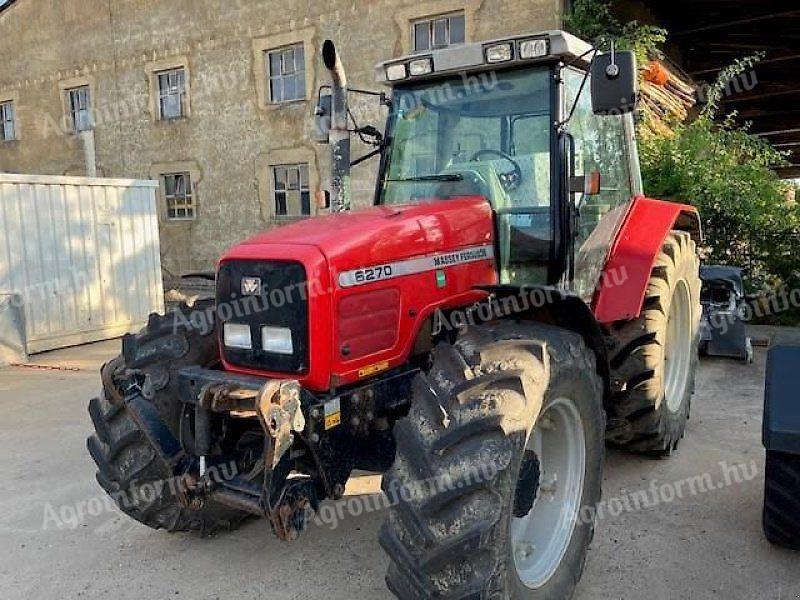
[469,149,523,192]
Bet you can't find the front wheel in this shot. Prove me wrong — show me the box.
[381,321,605,599]
[87,302,247,534]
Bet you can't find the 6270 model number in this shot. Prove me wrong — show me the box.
[353,264,394,284]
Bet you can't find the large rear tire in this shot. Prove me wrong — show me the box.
[87,302,247,534]
[381,321,605,599]
[605,231,701,455]
[763,450,800,550]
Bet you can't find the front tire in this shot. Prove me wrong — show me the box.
[605,231,701,455]
[87,302,247,534]
[381,321,605,599]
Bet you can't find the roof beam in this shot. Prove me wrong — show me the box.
[757,128,800,137]
[689,53,800,76]
[672,9,800,36]
[725,86,800,104]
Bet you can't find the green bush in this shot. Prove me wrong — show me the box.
[639,115,798,292]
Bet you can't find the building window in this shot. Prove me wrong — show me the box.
[273,164,310,216]
[412,12,465,52]
[157,68,187,120]
[267,44,306,103]
[163,172,195,220]
[0,101,16,141]
[67,86,92,132]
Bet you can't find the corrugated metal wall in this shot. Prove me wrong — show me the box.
[0,174,164,354]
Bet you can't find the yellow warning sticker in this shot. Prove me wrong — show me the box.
[358,360,390,378]
[325,412,341,430]
[324,398,341,431]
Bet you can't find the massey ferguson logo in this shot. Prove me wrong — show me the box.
[241,277,262,296]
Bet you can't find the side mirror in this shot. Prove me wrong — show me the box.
[313,91,332,144]
[590,50,638,116]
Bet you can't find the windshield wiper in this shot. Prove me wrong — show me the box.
[386,174,464,182]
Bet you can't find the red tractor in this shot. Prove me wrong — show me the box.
[88,31,702,599]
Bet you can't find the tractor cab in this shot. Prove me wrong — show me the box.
[371,31,641,300]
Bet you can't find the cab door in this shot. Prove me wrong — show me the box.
[563,68,641,301]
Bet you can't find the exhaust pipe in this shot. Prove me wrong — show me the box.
[322,40,351,212]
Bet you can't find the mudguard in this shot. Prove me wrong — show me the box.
[763,345,800,455]
[593,196,701,324]
[481,285,612,410]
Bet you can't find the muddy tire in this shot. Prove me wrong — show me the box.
[605,231,701,456]
[87,301,247,534]
[763,451,800,550]
[381,321,605,599]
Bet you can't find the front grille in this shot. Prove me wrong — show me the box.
[216,260,309,373]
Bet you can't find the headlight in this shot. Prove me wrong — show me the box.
[224,323,252,350]
[519,38,549,59]
[262,326,293,355]
[386,63,407,81]
[486,42,513,63]
[408,57,433,76]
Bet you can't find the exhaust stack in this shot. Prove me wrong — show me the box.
[322,40,351,213]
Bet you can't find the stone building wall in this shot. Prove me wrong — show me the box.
[0,0,563,277]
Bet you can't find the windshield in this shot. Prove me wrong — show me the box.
[379,67,552,211]
[379,66,554,286]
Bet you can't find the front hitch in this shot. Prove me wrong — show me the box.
[256,380,306,471]
[181,368,319,541]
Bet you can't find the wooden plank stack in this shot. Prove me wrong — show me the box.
[639,60,697,137]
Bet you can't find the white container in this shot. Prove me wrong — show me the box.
[0,173,164,354]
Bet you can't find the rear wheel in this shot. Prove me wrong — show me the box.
[87,302,247,534]
[605,231,701,455]
[381,321,605,599]
[763,450,800,550]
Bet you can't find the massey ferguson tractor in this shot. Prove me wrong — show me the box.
[88,31,702,599]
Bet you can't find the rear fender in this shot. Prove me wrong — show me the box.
[593,196,701,324]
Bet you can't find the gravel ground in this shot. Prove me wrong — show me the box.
[0,330,798,599]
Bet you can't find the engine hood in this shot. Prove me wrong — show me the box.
[222,196,494,271]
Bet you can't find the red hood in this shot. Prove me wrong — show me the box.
[222,196,494,270]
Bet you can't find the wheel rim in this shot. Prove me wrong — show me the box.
[511,397,586,590]
[664,279,692,413]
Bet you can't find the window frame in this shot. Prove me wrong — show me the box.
[0,100,16,142]
[563,65,639,299]
[163,172,196,221]
[66,85,93,133]
[157,67,188,121]
[271,163,311,218]
[411,11,466,52]
[266,44,306,104]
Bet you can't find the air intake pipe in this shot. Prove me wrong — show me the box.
[322,40,351,212]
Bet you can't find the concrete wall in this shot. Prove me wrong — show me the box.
[0,0,564,278]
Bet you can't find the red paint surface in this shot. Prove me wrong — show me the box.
[338,288,401,361]
[218,196,497,390]
[593,196,700,324]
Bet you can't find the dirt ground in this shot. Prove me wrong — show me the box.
[0,329,798,599]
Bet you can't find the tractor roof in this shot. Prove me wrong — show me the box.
[374,30,592,85]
